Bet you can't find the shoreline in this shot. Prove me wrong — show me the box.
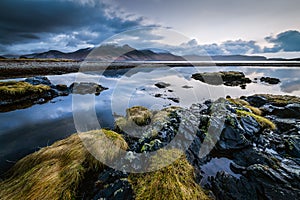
[1,60,300,79]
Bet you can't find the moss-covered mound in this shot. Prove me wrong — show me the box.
[252,94,300,106]
[0,81,51,101]
[129,149,211,200]
[0,129,127,200]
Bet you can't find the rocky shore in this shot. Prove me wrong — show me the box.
[0,76,108,112]
[1,94,299,199]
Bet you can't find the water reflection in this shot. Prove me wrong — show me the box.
[1,66,300,175]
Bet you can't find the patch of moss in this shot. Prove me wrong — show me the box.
[254,94,300,107]
[129,149,211,200]
[0,81,51,100]
[236,110,276,130]
[0,129,127,200]
[126,106,153,126]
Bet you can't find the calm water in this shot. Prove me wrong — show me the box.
[1,66,300,174]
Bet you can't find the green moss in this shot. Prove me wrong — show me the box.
[254,94,300,106]
[0,81,51,98]
[236,110,276,130]
[129,149,211,200]
[0,129,127,200]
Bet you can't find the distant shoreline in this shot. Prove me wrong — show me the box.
[1,60,300,79]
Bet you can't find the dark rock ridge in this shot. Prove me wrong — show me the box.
[102,95,300,199]
[1,94,300,199]
[192,71,252,89]
[0,76,108,112]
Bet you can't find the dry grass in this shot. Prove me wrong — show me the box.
[0,129,127,200]
[236,110,276,130]
[0,81,51,97]
[129,149,211,200]
[227,98,262,115]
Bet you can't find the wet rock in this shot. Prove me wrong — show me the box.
[192,71,252,87]
[244,95,268,107]
[69,82,108,95]
[269,103,300,119]
[209,171,257,200]
[24,76,53,87]
[260,76,281,84]
[284,136,300,158]
[155,82,170,88]
[167,97,180,103]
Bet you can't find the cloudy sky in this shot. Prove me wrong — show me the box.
[0,0,300,58]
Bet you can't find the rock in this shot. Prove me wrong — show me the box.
[69,82,108,95]
[154,94,162,98]
[155,82,170,88]
[55,84,68,91]
[284,136,300,158]
[182,85,193,89]
[269,103,300,119]
[260,77,281,84]
[210,171,257,200]
[244,95,268,107]
[167,97,180,103]
[192,71,252,87]
[24,76,53,87]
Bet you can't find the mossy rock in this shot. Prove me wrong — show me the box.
[126,106,153,126]
[0,81,51,101]
[129,149,211,200]
[0,129,127,200]
[250,94,300,107]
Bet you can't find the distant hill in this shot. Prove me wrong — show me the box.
[184,55,268,61]
[19,44,184,61]
[1,44,299,61]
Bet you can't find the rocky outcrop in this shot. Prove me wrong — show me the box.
[1,94,300,199]
[192,71,252,89]
[260,76,281,84]
[0,76,108,112]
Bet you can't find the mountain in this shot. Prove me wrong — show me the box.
[20,48,93,60]
[7,44,300,61]
[19,45,184,61]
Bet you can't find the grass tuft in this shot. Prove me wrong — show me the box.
[0,129,127,200]
[129,149,211,200]
[236,110,276,130]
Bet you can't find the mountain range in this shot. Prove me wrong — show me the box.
[1,44,300,61]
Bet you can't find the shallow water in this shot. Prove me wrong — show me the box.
[0,66,300,174]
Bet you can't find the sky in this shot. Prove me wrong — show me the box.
[0,0,300,58]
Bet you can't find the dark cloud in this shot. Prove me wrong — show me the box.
[264,30,300,53]
[0,0,149,54]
